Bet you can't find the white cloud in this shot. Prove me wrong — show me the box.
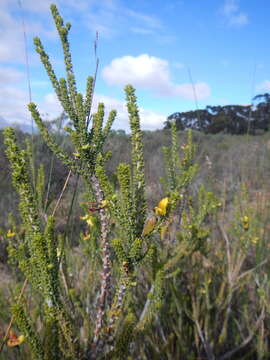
[0,67,24,84]
[0,66,29,125]
[102,54,170,90]
[0,10,25,63]
[91,94,166,131]
[0,88,165,131]
[39,92,166,131]
[102,54,210,100]
[1,0,170,68]
[0,3,57,64]
[0,86,29,125]
[256,81,270,92]
[222,0,249,27]
[0,63,65,128]
[0,1,95,64]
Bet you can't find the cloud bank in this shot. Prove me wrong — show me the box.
[102,54,210,100]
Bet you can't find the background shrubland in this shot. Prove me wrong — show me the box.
[1,4,270,360]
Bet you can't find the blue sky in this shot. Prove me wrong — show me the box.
[1,0,270,131]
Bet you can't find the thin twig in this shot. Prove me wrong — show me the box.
[194,319,215,360]
[44,113,65,212]
[52,169,72,217]
[138,283,155,326]
[17,0,35,189]
[218,307,265,360]
[86,32,99,130]
[218,222,232,285]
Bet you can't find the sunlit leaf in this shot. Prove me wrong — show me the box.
[142,215,157,236]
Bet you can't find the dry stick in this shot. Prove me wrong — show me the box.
[0,278,28,354]
[218,307,265,360]
[218,223,236,342]
[44,114,65,212]
[58,173,81,313]
[52,169,72,217]
[246,63,257,138]
[187,67,205,160]
[138,283,155,326]
[218,223,232,285]
[86,31,99,130]
[105,279,128,351]
[188,67,200,118]
[51,169,73,300]
[64,173,80,245]
[18,0,36,190]
[90,175,112,357]
[190,291,215,360]
[18,0,32,108]
[194,319,215,360]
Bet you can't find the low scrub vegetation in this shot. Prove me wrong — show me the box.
[1,4,270,360]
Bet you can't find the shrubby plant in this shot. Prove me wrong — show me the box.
[2,4,270,360]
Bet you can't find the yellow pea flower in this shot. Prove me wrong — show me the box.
[243,223,249,230]
[251,237,259,244]
[142,215,157,236]
[80,214,94,227]
[100,200,108,208]
[154,197,169,216]
[83,233,91,241]
[7,230,16,238]
[7,330,25,347]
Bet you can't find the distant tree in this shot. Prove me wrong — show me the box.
[165,94,270,135]
[252,93,270,131]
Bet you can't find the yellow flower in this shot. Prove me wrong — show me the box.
[242,223,249,231]
[142,215,157,236]
[7,229,16,238]
[154,197,169,216]
[251,237,259,244]
[100,200,108,208]
[7,330,25,347]
[83,233,91,241]
[240,216,249,230]
[80,214,94,227]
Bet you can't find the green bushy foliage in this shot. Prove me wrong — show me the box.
[2,4,270,360]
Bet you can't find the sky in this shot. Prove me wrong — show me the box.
[1,0,270,132]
